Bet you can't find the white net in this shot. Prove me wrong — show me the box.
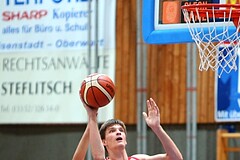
[182,4,240,77]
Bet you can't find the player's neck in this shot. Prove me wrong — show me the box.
[107,148,128,160]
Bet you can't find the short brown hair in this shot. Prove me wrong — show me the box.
[99,119,127,140]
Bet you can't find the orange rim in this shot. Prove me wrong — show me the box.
[181,4,240,28]
[181,4,240,18]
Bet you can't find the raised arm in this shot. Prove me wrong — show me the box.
[72,124,90,160]
[87,108,105,159]
[80,96,105,160]
[74,95,105,160]
[142,98,183,160]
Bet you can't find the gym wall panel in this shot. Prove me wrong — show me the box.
[115,0,216,124]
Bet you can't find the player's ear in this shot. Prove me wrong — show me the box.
[102,139,107,145]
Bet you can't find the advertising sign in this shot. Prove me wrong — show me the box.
[0,0,116,124]
[215,45,240,122]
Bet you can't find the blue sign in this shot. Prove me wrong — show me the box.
[215,46,240,122]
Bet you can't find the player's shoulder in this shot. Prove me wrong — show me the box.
[129,154,146,160]
[131,153,168,160]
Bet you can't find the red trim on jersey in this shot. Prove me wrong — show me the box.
[129,157,139,160]
[106,157,139,160]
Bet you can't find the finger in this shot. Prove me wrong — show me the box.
[79,93,83,101]
[155,104,160,114]
[150,98,160,114]
[148,98,155,111]
[146,100,151,110]
[146,99,150,106]
[142,112,147,120]
[150,98,157,106]
[79,93,85,104]
[79,93,92,108]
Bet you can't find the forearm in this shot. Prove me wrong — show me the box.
[89,117,105,159]
[72,125,90,160]
[152,125,183,160]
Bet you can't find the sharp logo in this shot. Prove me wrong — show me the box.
[2,10,48,21]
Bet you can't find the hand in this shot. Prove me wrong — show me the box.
[80,94,98,118]
[143,98,160,129]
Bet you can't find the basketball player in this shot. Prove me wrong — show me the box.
[73,97,183,160]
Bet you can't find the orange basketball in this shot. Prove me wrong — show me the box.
[79,73,115,108]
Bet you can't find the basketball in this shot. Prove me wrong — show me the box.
[79,73,115,108]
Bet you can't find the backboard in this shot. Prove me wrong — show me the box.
[142,0,240,44]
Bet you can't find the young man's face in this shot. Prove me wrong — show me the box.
[102,124,127,150]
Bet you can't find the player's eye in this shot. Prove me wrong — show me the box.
[119,128,124,132]
[109,129,115,133]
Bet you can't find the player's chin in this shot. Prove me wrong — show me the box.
[115,141,127,147]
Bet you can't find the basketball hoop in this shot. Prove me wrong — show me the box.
[181,4,240,77]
